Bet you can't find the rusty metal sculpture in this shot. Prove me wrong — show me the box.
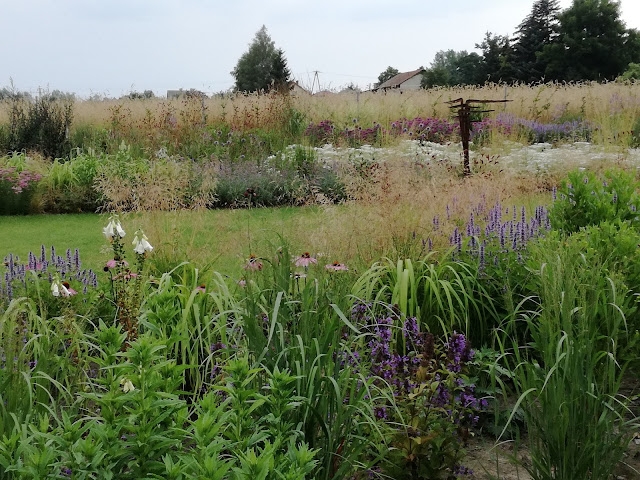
[447,98,510,176]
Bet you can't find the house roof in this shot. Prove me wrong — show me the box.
[375,68,425,90]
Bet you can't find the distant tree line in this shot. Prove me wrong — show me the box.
[380,0,640,88]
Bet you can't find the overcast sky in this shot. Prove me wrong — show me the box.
[2,0,640,98]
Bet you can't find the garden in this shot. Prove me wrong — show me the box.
[1,82,640,479]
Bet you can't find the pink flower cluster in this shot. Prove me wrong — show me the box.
[0,166,43,194]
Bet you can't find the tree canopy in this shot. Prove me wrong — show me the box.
[375,67,400,87]
[231,26,292,93]
[512,0,561,82]
[419,0,639,87]
[540,0,635,81]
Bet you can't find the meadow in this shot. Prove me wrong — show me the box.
[1,83,640,479]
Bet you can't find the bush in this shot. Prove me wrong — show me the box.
[4,93,73,159]
[549,168,640,233]
[214,161,307,208]
[0,165,42,215]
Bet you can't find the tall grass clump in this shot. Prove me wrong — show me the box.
[236,244,382,479]
[503,246,637,480]
[352,254,499,347]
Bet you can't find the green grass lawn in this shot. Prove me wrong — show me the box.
[0,206,366,279]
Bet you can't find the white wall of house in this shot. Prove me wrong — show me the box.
[399,75,422,91]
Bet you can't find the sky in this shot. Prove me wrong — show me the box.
[2,0,640,98]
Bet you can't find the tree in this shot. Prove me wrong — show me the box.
[375,66,399,87]
[231,26,291,93]
[512,0,561,82]
[270,49,292,92]
[618,62,640,81]
[476,32,515,83]
[421,50,483,88]
[540,0,636,81]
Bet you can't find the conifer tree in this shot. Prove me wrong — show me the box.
[231,26,292,93]
[512,0,561,82]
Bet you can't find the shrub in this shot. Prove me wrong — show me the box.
[0,165,42,215]
[5,93,73,159]
[549,168,640,233]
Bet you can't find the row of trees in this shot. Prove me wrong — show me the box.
[379,0,640,88]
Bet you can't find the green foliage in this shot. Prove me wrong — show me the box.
[237,245,381,479]
[375,66,399,88]
[549,168,640,233]
[39,152,103,213]
[512,0,561,82]
[631,115,640,147]
[475,32,515,83]
[4,93,73,159]
[541,0,636,81]
[504,245,637,480]
[353,255,499,347]
[232,26,292,93]
[618,62,640,81]
[421,50,484,88]
[0,161,42,215]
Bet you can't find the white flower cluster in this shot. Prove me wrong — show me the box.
[132,229,154,255]
[103,215,126,240]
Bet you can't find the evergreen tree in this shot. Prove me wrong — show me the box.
[476,32,515,83]
[512,0,561,82]
[375,66,400,87]
[540,0,635,81]
[231,26,291,93]
[270,49,292,92]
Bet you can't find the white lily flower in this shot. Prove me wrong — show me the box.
[132,230,153,255]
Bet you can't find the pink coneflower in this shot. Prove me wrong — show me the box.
[244,254,263,271]
[196,284,206,293]
[294,252,317,268]
[104,258,129,270]
[325,261,348,271]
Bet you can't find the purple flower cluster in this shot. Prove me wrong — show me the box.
[447,200,550,269]
[305,120,382,147]
[1,245,98,304]
[0,166,43,194]
[470,117,513,142]
[350,303,486,425]
[496,113,593,144]
[305,120,336,144]
[389,117,459,144]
